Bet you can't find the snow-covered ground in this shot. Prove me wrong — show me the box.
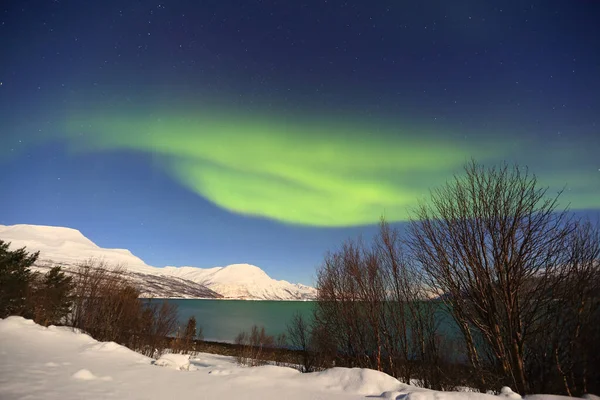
[0,224,316,300]
[1,317,596,400]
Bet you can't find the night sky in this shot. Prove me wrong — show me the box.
[1,0,599,284]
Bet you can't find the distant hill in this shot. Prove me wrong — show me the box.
[0,224,316,300]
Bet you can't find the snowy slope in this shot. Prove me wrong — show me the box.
[160,264,317,300]
[0,224,157,274]
[0,224,316,300]
[0,316,588,400]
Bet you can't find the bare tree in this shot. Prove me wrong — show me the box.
[530,220,600,396]
[137,299,179,357]
[408,161,574,394]
[287,311,316,372]
[68,259,178,358]
[314,242,376,370]
[375,221,417,382]
[313,220,443,387]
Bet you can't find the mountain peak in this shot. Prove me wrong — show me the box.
[216,264,269,279]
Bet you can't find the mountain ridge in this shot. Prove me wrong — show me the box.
[160,263,315,300]
[0,224,316,300]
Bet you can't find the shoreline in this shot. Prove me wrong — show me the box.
[142,297,316,302]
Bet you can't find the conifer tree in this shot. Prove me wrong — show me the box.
[32,266,74,326]
[182,315,198,353]
[0,239,38,318]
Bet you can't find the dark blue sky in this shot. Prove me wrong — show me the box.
[1,0,599,285]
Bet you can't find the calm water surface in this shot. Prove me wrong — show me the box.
[158,299,315,342]
[151,299,459,344]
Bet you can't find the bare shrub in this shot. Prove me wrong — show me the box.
[234,325,276,366]
[70,261,139,342]
[287,311,318,372]
[273,333,288,366]
[68,260,178,358]
[136,299,179,357]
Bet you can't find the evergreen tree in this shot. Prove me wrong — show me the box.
[33,266,74,326]
[182,315,197,353]
[0,239,38,318]
[184,315,197,340]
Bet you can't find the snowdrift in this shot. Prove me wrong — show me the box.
[0,317,595,400]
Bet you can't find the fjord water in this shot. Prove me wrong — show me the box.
[159,299,458,344]
[163,299,315,342]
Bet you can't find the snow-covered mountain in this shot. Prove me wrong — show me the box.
[160,264,316,300]
[0,224,221,299]
[0,224,157,274]
[0,224,316,301]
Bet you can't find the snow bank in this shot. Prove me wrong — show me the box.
[389,387,521,400]
[72,368,112,381]
[527,396,600,400]
[153,353,194,370]
[310,367,407,395]
[0,316,596,400]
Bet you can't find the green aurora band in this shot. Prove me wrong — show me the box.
[63,110,599,226]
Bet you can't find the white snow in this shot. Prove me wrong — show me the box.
[153,353,194,370]
[0,317,594,400]
[0,224,316,300]
[72,368,112,381]
[0,224,157,275]
[161,263,317,300]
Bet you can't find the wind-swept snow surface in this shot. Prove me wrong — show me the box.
[0,317,593,400]
[0,224,316,300]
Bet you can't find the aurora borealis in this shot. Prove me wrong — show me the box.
[1,0,599,283]
[62,108,597,226]
[65,110,499,226]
